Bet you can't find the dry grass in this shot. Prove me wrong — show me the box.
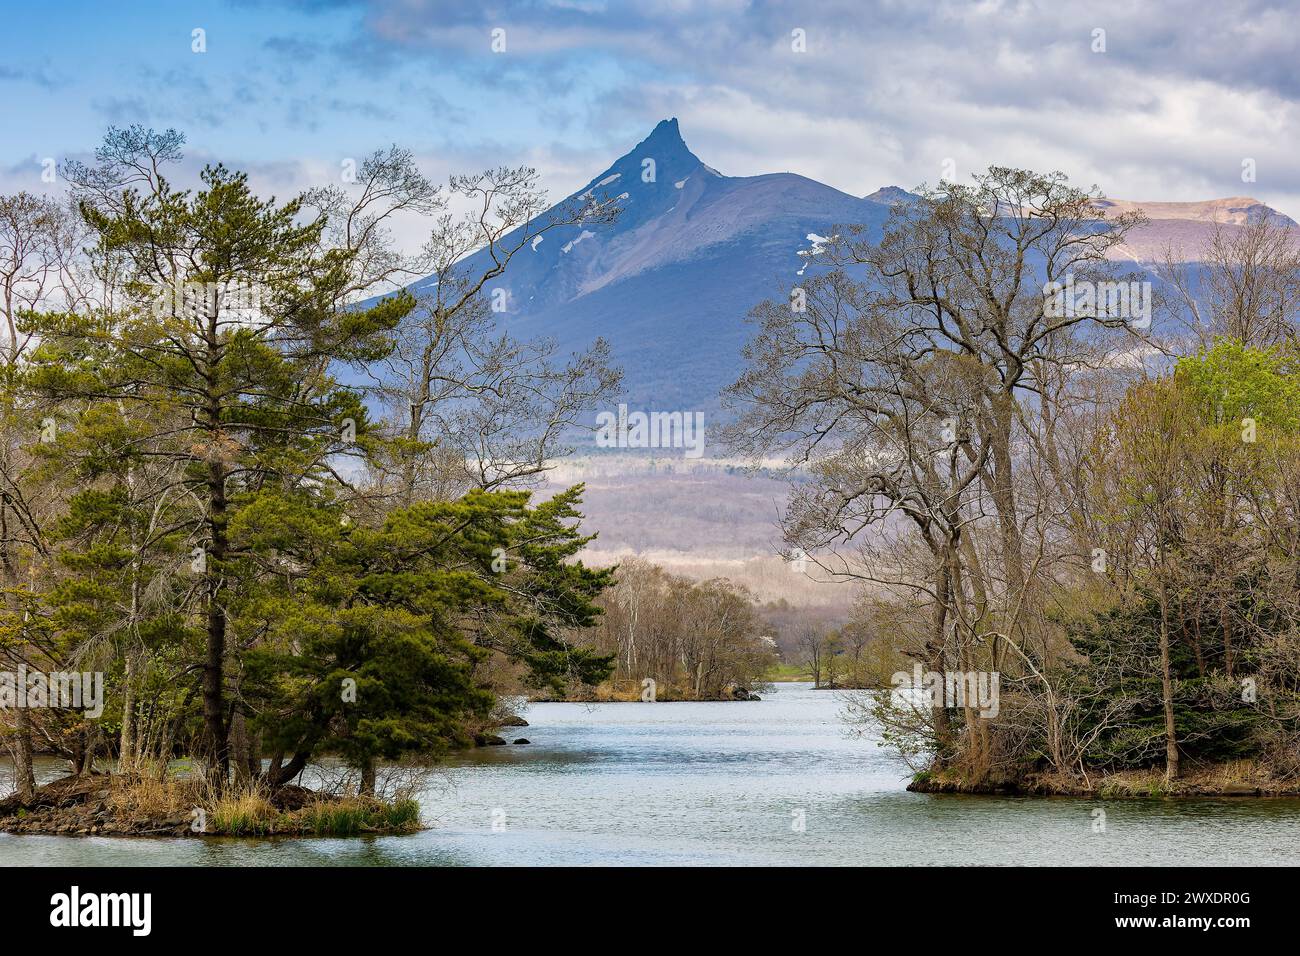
[206,788,420,836]
[99,769,423,836]
[1206,759,1267,787]
[914,760,1300,798]
[107,767,198,819]
[206,787,277,835]
[1085,761,1285,797]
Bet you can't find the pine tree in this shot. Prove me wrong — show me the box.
[30,161,412,785]
[236,486,613,793]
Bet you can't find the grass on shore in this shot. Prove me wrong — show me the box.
[914,758,1299,798]
[1092,760,1283,798]
[207,791,421,837]
[109,765,424,837]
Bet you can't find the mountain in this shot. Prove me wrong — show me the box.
[393,122,1297,598]
[425,120,1295,414]
[1101,196,1298,262]
[1096,196,1297,228]
[435,118,895,413]
[864,185,916,205]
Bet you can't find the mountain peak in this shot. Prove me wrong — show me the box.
[639,117,681,147]
[865,185,916,205]
[574,118,707,201]
[646,117,682,143]
[624,117,699,166]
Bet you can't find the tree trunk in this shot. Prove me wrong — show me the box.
[1,510,34,801]
[987,400,1035,660]
[229,709,250,787]
[201,291,230,790]
[266,744,316,790]
[13,703,36,801]
[1158,552,1180,781]
[69,733,85,776]
[989,402,1026,590]
[203,453,229,788]
[246,727,262,783]
[928,546,955,764]
[948,548,989,777]
[119,647,137,775]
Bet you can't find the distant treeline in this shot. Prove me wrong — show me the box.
[570,559,777,700]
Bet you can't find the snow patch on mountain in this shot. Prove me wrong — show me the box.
[561,230,596,254]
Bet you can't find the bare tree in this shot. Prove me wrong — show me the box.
[1160,218,1300,349]
[364,167,622,503]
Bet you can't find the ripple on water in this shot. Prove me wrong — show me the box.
[4,683,1300,866]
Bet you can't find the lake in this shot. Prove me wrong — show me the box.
[4,682,1300,866]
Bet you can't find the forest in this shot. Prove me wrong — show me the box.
[725,168,1300,794]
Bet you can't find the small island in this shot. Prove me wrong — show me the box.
[0,128,622,838]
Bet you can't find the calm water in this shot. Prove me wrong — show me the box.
[3,682,1300,866]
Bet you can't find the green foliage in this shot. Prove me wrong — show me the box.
[11,137,614,788]
[238,484,612,774]
[296,798,421,836]
[205,793,420,836]
[1176,337,1300,433]
[1064,595,1263,770]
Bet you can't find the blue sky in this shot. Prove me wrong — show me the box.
[3,0,1298,241]
[0,2,633,159]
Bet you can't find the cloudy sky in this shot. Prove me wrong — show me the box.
[2,0,1297,238]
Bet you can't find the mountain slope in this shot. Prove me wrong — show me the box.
[427,121,1296,414]
[393,122,1298,587]
[1102,196,1298,263]
[440,118,894,412]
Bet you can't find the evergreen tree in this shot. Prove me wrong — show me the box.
[235,486,612,792]
[30,160,411,783]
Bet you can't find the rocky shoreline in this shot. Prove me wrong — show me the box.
[0,775,200,837]
[908,767,1300,798]
[0,774,420,838]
